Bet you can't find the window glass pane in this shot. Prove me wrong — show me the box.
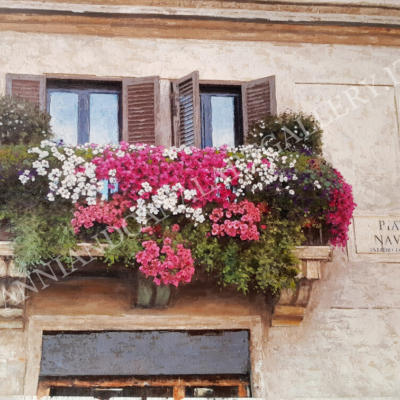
[49,91,79,145]
[211,96,235,148]
[90,93,119,145]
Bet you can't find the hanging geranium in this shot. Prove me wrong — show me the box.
[136,237,195,287]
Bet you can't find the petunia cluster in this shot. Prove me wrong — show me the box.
[228,145,292,195]
[326,170,357,248]
[21,140,103,205]
[92,143,238,225]
[210,200,261,241]
[21,141,287,231]
[71,194,131,234]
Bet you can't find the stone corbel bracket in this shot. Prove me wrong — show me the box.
[0,255,26,330]
[271,246,332,327]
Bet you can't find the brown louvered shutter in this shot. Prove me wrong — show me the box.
[242,76,277,137]
[172,71,201,147]
[122,76,160,145]
[6,74,46,110]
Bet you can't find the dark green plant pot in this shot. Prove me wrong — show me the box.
[136,273,171,308]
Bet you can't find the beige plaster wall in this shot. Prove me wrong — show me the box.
[0,331,25,395]
[0,31,400,398]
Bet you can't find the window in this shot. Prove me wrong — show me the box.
[172,71,276,148]
[200,85,243,148]
[7,74,161,147]
[46,79,122,146]
[37,330,251,399]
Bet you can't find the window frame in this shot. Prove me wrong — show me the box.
[199,84,243,149]
[46,79,123,145]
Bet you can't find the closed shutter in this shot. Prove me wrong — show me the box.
[122,76,160,145]
[172,71,201,147]
[6,74,46,110]
[242,76,277,137]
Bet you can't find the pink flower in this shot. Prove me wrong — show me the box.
[172,224,180,232]
[209,200,260,241]
[71,194,131,234]
[142,226,154,235]
[136,238,195,287]
[326,170,356,247]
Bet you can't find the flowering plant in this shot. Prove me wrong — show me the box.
[2,111,356,294]
[0,96,52,146]
[210,200,261,241]
[136,231,195,287]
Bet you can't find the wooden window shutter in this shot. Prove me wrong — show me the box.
[122,76,160,145]
[242,75,277,137]
[6,74,46,110]
[172,71,201,147]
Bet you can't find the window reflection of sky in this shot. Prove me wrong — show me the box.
[89,93,119,145]
[211,96,235,148]
[49,91,119,145]
[49,92,78,146]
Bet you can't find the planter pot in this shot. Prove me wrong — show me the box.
[136,273,171,308]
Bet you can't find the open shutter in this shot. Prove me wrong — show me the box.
[122,76,160,145]
[242,75,277,137]
[172,71,201,147]
[6,74,46,110]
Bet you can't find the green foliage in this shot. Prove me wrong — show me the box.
[0,96,52,145]
[0,145,78,270]
[246,111,323,156]
[181,214,303,295]
[102,220,143,266]
[10,204,78,271]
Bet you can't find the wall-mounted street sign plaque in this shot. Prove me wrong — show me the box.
[348,214,400,262]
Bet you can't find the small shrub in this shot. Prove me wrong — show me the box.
[0,96,52,145]
[247,111,323,155]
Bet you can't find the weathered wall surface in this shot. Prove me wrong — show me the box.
[0,330,25,395]
[0,31,400,398]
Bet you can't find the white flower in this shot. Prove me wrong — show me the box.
[289,190,294,195]
[19,175,30,184]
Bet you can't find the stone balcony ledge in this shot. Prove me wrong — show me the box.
[0,242,332,329]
